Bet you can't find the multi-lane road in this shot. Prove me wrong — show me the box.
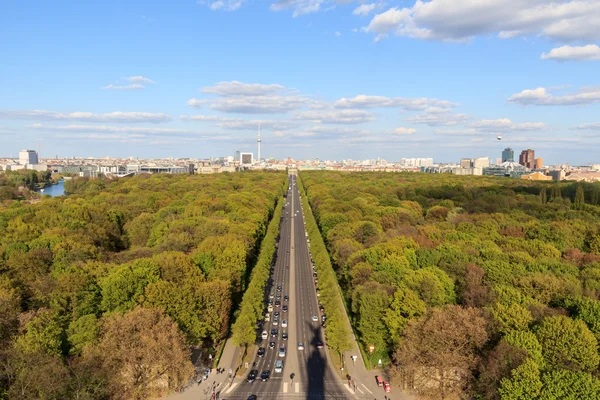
[225,175,351,400]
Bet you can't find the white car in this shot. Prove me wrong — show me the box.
[281,319,287,328]
[261,331,268,340]
[312,315,318,322]
[297,342,304,350]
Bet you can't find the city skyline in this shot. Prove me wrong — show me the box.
[1,1,600,164]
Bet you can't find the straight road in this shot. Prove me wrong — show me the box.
[225,175,353,400]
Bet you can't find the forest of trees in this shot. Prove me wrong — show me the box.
[0,171,286,399]
[299,171,600,400]
[0,170,53,201]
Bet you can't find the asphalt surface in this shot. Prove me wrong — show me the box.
[225,175,351,400]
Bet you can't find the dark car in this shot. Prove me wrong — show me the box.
[315,341,324,349]
[282,332,288,340]
[284,295,289,301]
[282,305,288,312]
[319,304,324,312]
[260,370,271,381]
[247,370,258,383]
[277,285,282,292]
[313,272,317,277]
[257,347,265,357]
[322,315,327,322]
[247,395,257,400]
[271,328,278,337]
[269,341,276,349]
[275,300,281,307]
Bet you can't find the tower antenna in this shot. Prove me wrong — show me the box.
[257,122,261,164]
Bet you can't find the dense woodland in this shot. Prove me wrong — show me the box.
[0,170,53,201]
[300,171,600,400]
[0,172,286,399]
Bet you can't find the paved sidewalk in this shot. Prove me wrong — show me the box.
[165,339,242,400]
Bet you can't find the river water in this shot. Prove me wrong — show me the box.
[39,180,65,197]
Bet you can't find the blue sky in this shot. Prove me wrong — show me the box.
[1,0,599,164]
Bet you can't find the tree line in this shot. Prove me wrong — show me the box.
[0,171,286,399]
[0,169,53,201]
[299,171,600,400]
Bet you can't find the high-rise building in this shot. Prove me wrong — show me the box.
[519,149,535,169]
[240,153,253,165]
[19,150,38,165]
[234,151,240,161]
[460,158,472,168]
[535,158,543,169]
[502,147,514,162]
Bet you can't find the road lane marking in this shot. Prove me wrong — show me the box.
[361,384,373,394]
[357,387,364,394]
[295,383,300,392]
[283,382,288,393]
[224,383,237,394]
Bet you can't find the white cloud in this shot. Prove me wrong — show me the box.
[204,0,244,11]
[334,94,458,110]
[434,128,482,135]
[26,124,210,137]
[394,127,416,134]
[187,98,209,107]
[574,123,600,130]
[335,31,342,37]
[353,3,377,16]
[181,114,302,130]
[508,86,600,106]
[0,110,171,123]
[126,76,156,84]
[201,81,286,96]
[294,109,375,124]
[407,112,469,126]
[270,0,326,17]
[210,95,309,114]
[364,0,600,43]
[469,118,545,131]
[541,44,600,61]
[102,84,145,90]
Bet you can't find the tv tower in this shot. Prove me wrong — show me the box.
[257,122,261,164]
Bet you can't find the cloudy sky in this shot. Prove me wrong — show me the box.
[1,0,599,164]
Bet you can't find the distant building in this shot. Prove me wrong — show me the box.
[454,167,483,176]
[460,158,472,168]
[502,148,514,162]
[535,158,543,169]
[483,161,528,178]
[519,149,535,169]
[472,157,489,168]
[234,151,241,161]
[19,150,39,165]
[240,153,253,165]
[549,170,566,181]
[521,171,552,181]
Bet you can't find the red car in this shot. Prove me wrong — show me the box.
[383,382,391,393]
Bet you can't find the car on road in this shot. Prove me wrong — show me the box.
[278,346,286,357]
[261,331,268,340]
[271,328,278,337]
[267,304,273,312]
[281,319,287,328]
[282,332,288,340]
[272,317,278,326]
[265,314,270,322]
[247,395,257,400]
[257,347,265,357]
[276,293,281,299]
[297,342,304,350]
[319,304,324,312]
[275,300,281,307]
[322,315,326,323]
[284,295,289,301]
[315,341,324,349]
[274,311,280,317]
[260,370,271,382]
[282,305,288,312]
[312,315,318,322]
[384,382,391,393]
[269,293,274,299]
[247,370,258,383]
[269,341,275,349]
[277,285,282,291]
[274,359,283,373]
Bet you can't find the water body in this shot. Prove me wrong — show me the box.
[39,180,65,197]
